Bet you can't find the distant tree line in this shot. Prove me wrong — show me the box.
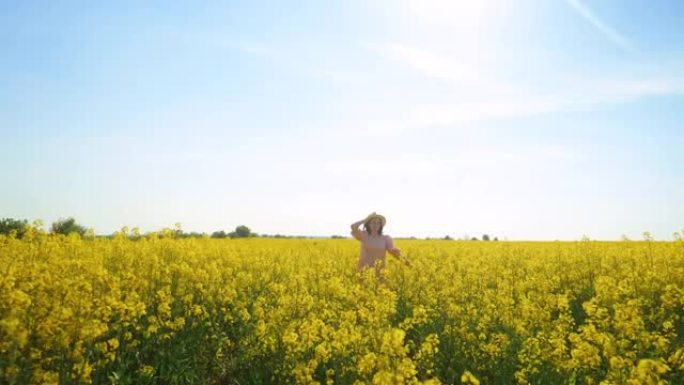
[4,218,679,241]
[0,218,340,240]
[0,218,30,238]
[0,218,262,240]
[3,217,506,241]
[1,217,90,238]
[423,234,499,241]
[0,218,374,241]
[210,225,257,239]
[51,217,88,237]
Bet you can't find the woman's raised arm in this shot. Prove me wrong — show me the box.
[350,215,370,240]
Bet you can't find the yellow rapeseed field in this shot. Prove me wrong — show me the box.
[1,229,683,384]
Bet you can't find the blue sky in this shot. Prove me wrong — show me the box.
[2,0,683,240]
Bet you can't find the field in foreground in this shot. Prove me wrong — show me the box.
[1,232,683,385]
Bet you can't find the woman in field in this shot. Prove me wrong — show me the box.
[350,212,411,278]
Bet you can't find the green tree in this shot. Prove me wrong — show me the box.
[211,230,228,239]
[51,217,87,236]
[0,218,29,238]
[229,225,254,238]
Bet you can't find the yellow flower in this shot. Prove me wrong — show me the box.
[461,370,480,385]
[628,359,670,385]
[358,352,377,374]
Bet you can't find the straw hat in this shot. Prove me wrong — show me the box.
[364,212,386,227]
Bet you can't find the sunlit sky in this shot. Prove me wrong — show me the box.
[2,1,683,240]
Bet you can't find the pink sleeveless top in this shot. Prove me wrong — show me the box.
[352,229,395,270]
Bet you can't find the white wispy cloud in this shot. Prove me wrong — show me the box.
[566,0,635,52]
[235,41,276,56]
[365,42,513,95]
[348,77,684,135]
[363,40,683,132]
[424,78,682,124]
[310,69,360,85]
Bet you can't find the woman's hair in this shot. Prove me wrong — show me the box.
[363,221,383,235]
